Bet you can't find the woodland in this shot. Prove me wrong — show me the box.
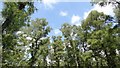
[0,0,120,68]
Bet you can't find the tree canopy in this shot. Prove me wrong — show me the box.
[1,1,120,68]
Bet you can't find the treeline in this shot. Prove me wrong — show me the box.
[1,1,120,68]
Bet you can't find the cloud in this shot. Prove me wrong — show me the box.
[83,4,115,19]
[42,0,57,9]
[59,11,68,16]
[54,29,61,35]
[71,15,81,26]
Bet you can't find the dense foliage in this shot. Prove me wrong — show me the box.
[1,1,120,68]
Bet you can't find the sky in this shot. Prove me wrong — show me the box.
[0,0,115,37]
[32,2,93,36]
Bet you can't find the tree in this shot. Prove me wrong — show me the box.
[91,0,120,29]
[20,18,51,66]
[81,10,120,67]
[49,36,64,67]
[1,1,120,67]
[2,2,36,33]
[2,2,36,66]
[61,23,82,67]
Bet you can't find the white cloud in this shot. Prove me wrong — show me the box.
[54,29,61,35]
[59,11,68,16]
[71,15,81,26]
[84,4,115,19]
[42,0,57,8]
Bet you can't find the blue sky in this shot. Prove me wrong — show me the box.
[31,2,93,36]
[0,1,115,37]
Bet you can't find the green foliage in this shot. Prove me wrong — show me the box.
[2,2,36,33]
[91,0,120,28]
[49,36,64,66]
[2,2,36,66]
[1,1,120,67]
[19,18,51,66]
[82,10,120,67]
